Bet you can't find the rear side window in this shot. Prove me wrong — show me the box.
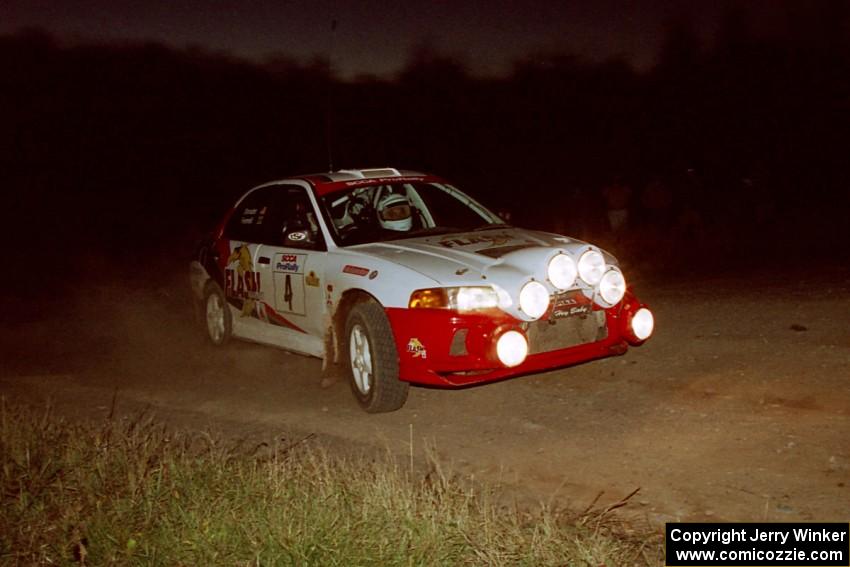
[224,185,325,250]
[224,187,276,243]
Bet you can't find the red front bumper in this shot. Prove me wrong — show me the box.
[385,290,649,387]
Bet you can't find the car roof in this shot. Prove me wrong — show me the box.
[263,168,444,196]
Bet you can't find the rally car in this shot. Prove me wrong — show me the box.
[189,168,654,412]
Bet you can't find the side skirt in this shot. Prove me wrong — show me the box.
[231,306,324,358]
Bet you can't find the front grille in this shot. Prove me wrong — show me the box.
[526,310,607,354]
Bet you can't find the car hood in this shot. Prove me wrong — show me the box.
[352,227,608,286]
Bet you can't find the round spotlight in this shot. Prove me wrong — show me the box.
[518,281,549,319]
[547,254,577,290]
[578,250,606,285]
[496,330,528,367]
[631,308,654,341]
[599,269,626,305]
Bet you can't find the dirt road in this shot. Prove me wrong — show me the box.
[2,267,848,525]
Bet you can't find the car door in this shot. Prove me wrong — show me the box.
[218,189,269,331]
[253,184,327,357]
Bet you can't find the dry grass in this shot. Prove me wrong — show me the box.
[0,398,662,565]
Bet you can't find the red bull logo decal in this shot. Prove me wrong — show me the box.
[407,338,427,359]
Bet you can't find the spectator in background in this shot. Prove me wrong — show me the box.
[671,167,706,251]
[637,176,675,268]
[640,176,674,228]
[602,176,633,238]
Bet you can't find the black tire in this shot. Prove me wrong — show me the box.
[344,300,409,413]
[203,281,232,346]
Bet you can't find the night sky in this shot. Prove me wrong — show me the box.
[3,0,849,283]
[1,0,814,77]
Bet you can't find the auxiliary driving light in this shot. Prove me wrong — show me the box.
[547,253,577,290]
[578,250,606,285]
[496,330,529,367]
[518,281,549,319]
[599,269,626,305]
[631,308,654,341]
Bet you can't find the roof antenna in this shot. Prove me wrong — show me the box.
[325,17,338,173]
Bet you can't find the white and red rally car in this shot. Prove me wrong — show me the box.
[190,168,654,412]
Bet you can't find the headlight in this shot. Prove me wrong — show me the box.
[577,250,606,285]
[547,254,577,290]
[496,330,528,367]
[598,269,626,305]
[518,281,549,319]
[453,287,499,310]
[631,308,654,340]
[409,286,498,311]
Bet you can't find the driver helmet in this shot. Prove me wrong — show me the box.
[376,193,412,231]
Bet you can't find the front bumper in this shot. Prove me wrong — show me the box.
[385,289,650,387]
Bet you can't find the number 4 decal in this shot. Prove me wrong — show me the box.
[273,271,305,315]
[284,274,293,311]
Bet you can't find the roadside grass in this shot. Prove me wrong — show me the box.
[1,399,662,566]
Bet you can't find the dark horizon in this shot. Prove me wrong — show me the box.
[3,1,848,78]
[2,10,850,298]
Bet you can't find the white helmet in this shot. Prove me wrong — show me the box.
[376,193,412,231]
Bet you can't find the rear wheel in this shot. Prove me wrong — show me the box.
[203,281,232,346]
[345,301,409,413]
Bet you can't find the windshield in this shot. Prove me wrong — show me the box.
[319,182,504,246]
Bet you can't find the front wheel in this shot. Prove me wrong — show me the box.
[203,281,232,346]
[345,301,409,413]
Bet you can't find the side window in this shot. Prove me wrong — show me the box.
[224,185,324,250]
[224,187,276,243]
[274,187,325,250]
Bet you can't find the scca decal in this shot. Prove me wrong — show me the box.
[344,176,424,187]
[343,265,370,276]
[274,253,306,274]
